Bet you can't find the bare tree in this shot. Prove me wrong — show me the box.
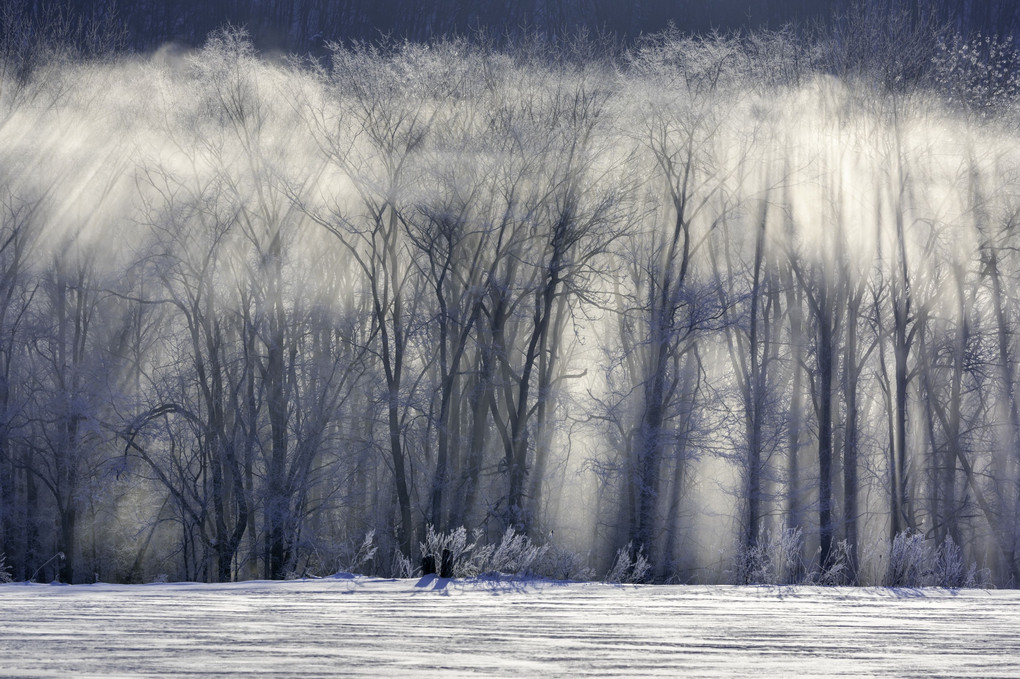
[301,40,443,560]
[595,32,742,574]
[483,70,622,535]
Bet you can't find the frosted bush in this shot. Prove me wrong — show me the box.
[480,528,548,577]
[933,535,966,588]
[606,542,651,583]
[418,527,549,578]
[813,540,854,586]
[735,527,804,585]
[537,545,595,582]
[0,553,12,583]
[930,535,985,588]
[884,531,978,588]
[336,530,378,574]
[735,540,769,584]
[885,530,929,586]
[463,537,494,577]
[392,551,416,579]
[420,525,470,577]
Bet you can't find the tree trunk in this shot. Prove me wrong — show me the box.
[842,299,860,581]
[816,283,835,571]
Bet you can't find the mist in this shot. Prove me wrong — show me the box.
[1,20,1020,586]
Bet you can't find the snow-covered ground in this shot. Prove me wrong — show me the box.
[1,575,1017,677]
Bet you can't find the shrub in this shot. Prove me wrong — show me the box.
[606,542,651,583]
[885,530,929,586]
[392,551,416,579]
[0,553,12,583]
[813,539,855,586]
[328,529,378,575]
[420,525,470,577]
[418,526,549,579]
[735,527,804,585]
[884,531,979,588]
[346,529,379,573]
[933,534,967,588]
[484,528,549,577]
[537,545,595,582]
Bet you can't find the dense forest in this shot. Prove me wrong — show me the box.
[2,1,1020,586]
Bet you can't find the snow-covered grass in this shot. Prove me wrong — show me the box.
[1,577,1017,677]
[0,553,12,584]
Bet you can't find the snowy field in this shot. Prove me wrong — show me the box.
[1,576,1018,677]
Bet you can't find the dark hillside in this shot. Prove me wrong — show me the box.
[5,0,1018,53]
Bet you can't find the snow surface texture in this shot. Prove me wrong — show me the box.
[1,576,1017,677]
